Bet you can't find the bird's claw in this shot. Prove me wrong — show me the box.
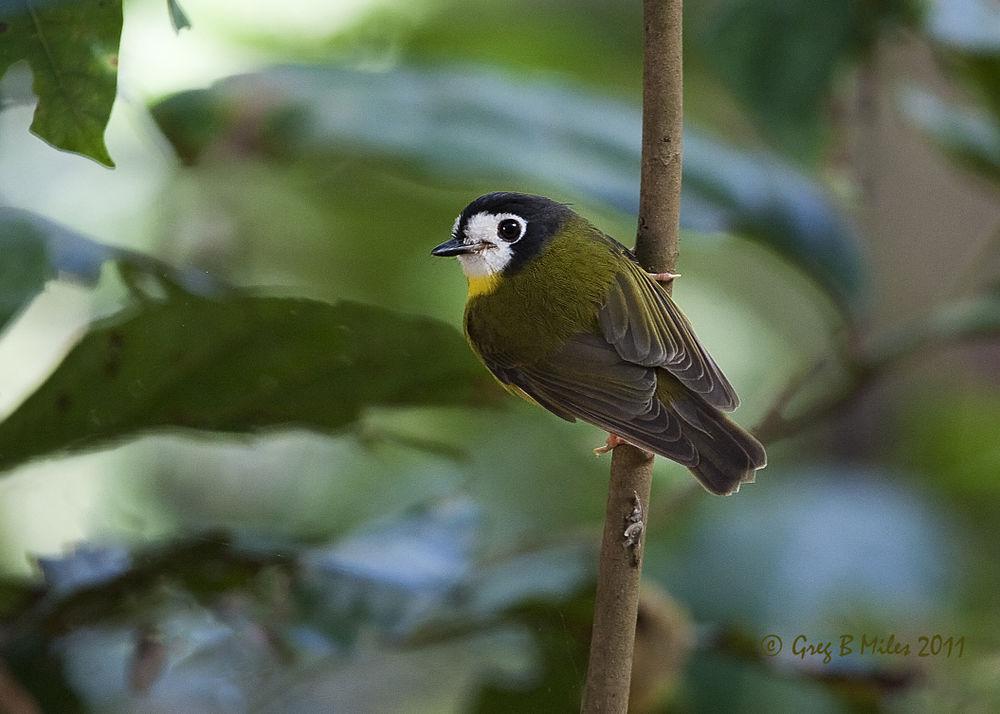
[594,433,627,456]
[647,272,680,283]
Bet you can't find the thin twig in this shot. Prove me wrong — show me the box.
[581,1,683,711]
[755,292,1000,443]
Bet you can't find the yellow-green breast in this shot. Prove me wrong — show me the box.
[463,217,623,366]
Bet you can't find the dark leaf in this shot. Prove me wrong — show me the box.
[0,212,50,334]
[0,294,496,473]
[0,0,122,166]
[167,0,190,33]
[0,208,117,288]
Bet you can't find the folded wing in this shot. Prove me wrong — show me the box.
[599,262,740,411]
[481,332,764,495]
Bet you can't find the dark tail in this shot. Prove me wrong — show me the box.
[656,373,766,495]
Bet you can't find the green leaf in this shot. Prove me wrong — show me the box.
[150,66,865,312]
[166,0,190,33]
[0,213,50,334]
[0,0,122,166]
[900,89,1000,183]
[0,294,496,474]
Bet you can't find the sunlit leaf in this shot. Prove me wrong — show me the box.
[151,65,865,311]
[0,0,122,166]
[0,294,497,474]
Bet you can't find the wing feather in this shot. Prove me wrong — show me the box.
[598,263,739,411]
[481,333,696,464]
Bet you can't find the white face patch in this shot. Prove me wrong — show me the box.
[453,211,527,278]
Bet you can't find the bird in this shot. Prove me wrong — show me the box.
[431,192,766,495]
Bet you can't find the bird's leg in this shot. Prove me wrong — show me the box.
[593,433,627,456]
[647,271,680,283]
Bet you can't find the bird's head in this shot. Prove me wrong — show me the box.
[431,192,572,278]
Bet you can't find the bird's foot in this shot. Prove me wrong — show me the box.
[593,433,627,456]
[647,271,680,283]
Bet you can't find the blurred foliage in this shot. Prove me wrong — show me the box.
[150,65,865,311]
[925,0,1000,116]
[907,0,1000,183]
[687,0,922,160]
[0,0,998,711]
[0,207,217,336]
[0,502,596,711]
[0,0,122,166]
[901,89,1000,184]
[0,279,497,475]
[0,213,48,335]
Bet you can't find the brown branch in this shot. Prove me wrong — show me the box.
[581,1,683,711]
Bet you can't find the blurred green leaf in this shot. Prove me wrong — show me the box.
[0,294,497,474]
[167,0,190,33]
[688,0,921,160]
[0,577,38,621]
[0,208,222,334]
[0,214,49,334]
[151,65,864,312]
[0,0,122,166]
[900,89,1000,182]
[901,390,1000,502]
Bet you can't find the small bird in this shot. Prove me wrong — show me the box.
[432,193,766,495]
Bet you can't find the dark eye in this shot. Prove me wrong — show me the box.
[497,218,523,242]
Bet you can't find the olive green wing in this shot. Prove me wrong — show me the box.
[477,332,698,465]
[594,234,740,411]
[476,331,763,494]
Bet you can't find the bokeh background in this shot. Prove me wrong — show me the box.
[0,0,998,711]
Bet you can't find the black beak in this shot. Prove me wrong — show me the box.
[431,237,480,257]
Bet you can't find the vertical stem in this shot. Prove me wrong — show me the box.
[636,0,683,283]
[581,1,683,712]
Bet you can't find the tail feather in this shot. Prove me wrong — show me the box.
[656,372,766,495]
